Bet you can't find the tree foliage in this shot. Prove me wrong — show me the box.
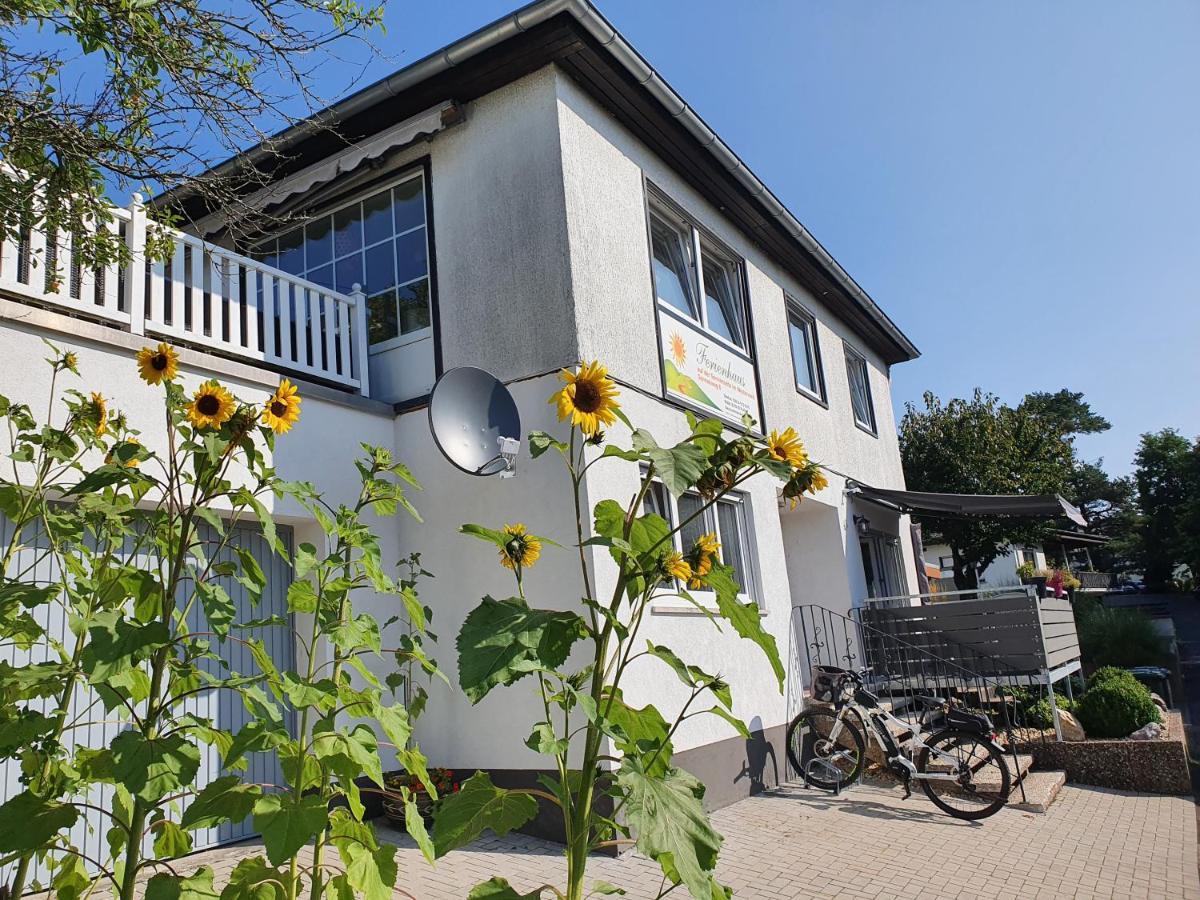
[437,362,826,900]
[0,0,384,273]
[899,389,1075,588]
[1129,429,1200,590]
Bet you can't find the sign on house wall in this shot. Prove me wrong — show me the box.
[657,311,760,425]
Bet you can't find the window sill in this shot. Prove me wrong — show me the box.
[369,327,432,355]
[853,419,879,438]
[650,596,764,616]
[794,384,828,409]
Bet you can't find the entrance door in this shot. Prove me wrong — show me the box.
[859,533,903,600]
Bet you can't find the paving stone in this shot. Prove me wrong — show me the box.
[64,780,1200,898]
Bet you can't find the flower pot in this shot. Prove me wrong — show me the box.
[382,789,435,829]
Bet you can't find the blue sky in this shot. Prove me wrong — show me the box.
[347,1,1200,476]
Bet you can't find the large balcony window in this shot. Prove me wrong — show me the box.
[254,169,431,350]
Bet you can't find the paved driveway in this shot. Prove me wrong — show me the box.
[175,781,1199,899]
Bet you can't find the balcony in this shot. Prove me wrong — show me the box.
[0,195,369,395]
[855,587,1082,682]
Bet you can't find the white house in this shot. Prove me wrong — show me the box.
[923,542,1049,591]
[0,0,922,845]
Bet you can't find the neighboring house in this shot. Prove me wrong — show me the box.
[0,0,922,844]
[924,542,1049,591]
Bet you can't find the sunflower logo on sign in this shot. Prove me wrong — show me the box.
[669,332,687,367]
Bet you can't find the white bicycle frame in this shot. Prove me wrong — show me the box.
[818,701,973,784]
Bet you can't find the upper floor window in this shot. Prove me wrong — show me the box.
[844,344,877,434]
[254,170,431,348]
[786,299,825,402]
[647,195,749,352]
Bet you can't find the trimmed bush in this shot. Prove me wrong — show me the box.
[1076,605,1167,669]
[1088,666,1141,690]
[1076,677,1162,738]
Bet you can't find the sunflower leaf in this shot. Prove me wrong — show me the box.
[528,431,566,459]
[456,596,587,702]
[616,760,722,900]
[707,564,784,691]
[432,772,538,857]
[459,523,510,549]
[632,430,708,497]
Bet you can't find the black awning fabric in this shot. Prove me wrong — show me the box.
[850,484,1087,527]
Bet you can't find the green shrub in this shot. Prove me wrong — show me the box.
[1076,605,1168,669]
[1076,677,1162,738]
[1023,694,1076,729]
[1088,666,1141,690]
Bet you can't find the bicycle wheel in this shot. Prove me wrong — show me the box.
[916,728,1010,820]
[786,709,865,791]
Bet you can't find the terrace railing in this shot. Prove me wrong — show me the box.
[0,194,369,395]
[1075,571,1114,593]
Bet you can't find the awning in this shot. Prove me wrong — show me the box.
[191,101,460,235]
[849,483,1087,527]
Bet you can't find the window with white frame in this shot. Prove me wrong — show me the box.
[254,170,431,348]
[786,300,825,401]
[643,480,758,603]
[647,196,749,351]
[843,344,876,434]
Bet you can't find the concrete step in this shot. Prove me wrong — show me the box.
[1009,770,1067,813]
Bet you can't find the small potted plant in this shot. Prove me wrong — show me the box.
[383,767,459,828]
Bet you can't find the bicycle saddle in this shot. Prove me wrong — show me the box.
[912,694,946,709]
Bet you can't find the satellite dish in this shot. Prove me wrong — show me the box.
[428,366,521,477]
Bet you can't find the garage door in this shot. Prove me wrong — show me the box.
[0,515,295,886]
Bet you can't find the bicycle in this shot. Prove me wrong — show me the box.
[785,665,1011,820]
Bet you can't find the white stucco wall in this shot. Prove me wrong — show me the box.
[425,66,576,382]
[392,373,592,771]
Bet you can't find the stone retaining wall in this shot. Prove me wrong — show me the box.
[1022,711,1191,794]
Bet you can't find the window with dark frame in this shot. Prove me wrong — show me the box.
[844,343,877,434]
[786,300,824,401]
[646,193,750,352]
[253,170,432,348]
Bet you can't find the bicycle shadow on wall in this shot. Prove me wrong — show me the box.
[733,716,780,794]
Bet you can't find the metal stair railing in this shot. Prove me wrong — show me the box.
[850,603,1062,747]
[790,604,1056,804]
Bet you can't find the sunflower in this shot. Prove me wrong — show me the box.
[766,427,807,468]
[105,437,140,468]
[186,381,236,430]
[137,342,179,385]
[550,361,620,437]
[498,523,541,571]
[262,379,302,434]
[809,467,829,493]
[60,351,79,374]
[662,550,692,583]
[90,393,108,437]
[689,532,721,582]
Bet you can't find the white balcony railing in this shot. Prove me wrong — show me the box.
[0,194,369,395]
